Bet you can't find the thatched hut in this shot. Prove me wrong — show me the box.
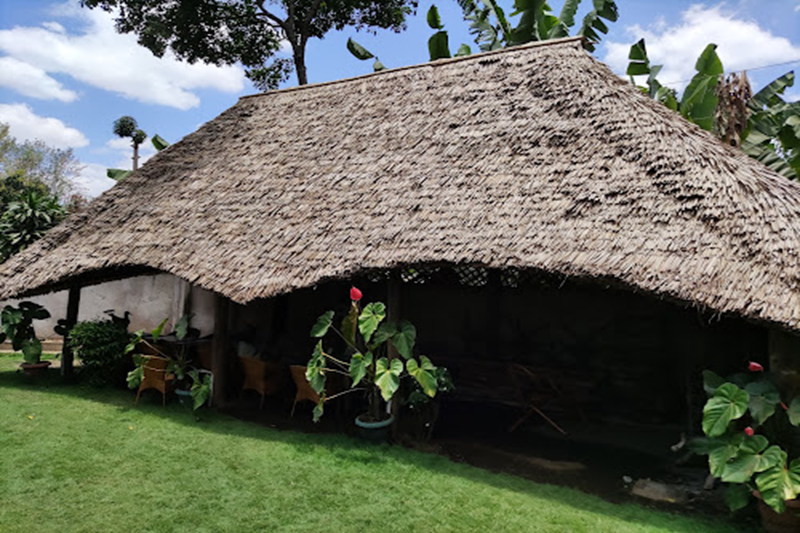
[1,38,799,433]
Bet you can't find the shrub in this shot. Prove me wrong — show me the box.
[69,319,132,387]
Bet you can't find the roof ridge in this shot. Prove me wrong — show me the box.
[239,36,585,101]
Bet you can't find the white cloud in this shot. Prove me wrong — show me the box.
[0,103,88,148]
[0,56,78,102]
[0,1,246,110]
[604,4,800,90]
[74,162,116,197]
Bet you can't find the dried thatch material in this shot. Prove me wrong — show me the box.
[2,38,800,330]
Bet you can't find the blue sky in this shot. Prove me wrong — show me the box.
[0,0,798,197]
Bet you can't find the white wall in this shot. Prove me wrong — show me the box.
[2,274,215,339]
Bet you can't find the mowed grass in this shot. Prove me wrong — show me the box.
[0,355,749,533]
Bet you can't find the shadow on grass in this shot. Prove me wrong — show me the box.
[0,364,753,533]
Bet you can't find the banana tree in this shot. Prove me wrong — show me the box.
[626,39,799,180]
[458,0,618,52]
[347,5,471,71]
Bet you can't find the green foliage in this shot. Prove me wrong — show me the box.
[306,288,449,423]
[0,123,81,203]
[626,40,799,180]
[82,0,416,87]
[0,191,65,262]
[126,315,210,409]
[695,363,800,513]
[741,71,800,180]
[0,301,50,364]
[458,0,617,53]
[68,319,133,387]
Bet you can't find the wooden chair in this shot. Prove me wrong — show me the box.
[239,356,283,409]
[289,365,320,417]
[507,363,568,435]
[135,356,174,406]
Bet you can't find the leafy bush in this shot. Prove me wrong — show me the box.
[69,319,132,387]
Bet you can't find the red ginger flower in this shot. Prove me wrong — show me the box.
[350,286,363,302]
[744,427,755,437]
[748,361,764,372]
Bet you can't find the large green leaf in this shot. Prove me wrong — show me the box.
[428,31,451,61]
[107,168,131,181]
[349,351,373,387]
[358,303,386,343]
[151,318,168,343]
[346,38,374,60]
[702,370,725,396]
[755,455,800,514]
[626,38,650,76]
[310,310,334,338]
[720,436,775,483]
[151,134,170,151]
[703,383,749,437]
[787,398,800,426]
[427,4,443,29]
[306,341,327,394]
[724,483,751,511]
[341,303,358,347]
[373,59,386,72]
[509,0,546,45]
[745,380,781,425]
[21,338,42,364]
[372,321,396,347]
[698,433,744,478]
[679,44,723,131]
[374,357,403,401]
[406,356,437,397]
[390,320,416,360]
[312,400,325,423]
[751,71,794,110]
[455,43,472,57]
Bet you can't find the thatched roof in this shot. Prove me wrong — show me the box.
[2,37,800,330]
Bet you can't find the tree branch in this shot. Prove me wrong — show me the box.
[299,0,325,45]
[254,0,289,33]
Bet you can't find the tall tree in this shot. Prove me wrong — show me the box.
[81,0,417,88]
[113,116,148,171]
[0,124,81,203]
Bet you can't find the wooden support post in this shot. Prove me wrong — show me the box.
[387,275,402,432]
[211,293,230,407]
[61,286,81,378]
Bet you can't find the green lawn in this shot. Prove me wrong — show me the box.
[0,355,749,533]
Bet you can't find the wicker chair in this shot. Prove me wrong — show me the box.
[135,356,174,406]
[239,356,283,409]
[289,365,320,417]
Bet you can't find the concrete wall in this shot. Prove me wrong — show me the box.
[2,274,216,340]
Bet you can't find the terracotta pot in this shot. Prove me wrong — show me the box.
[19,360,51,377]
[754,492,800,533]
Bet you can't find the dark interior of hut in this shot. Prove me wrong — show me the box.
[222,265,768,514]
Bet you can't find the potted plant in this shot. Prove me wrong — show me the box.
[126,315,211,410]
[0,302,51,375]
[694,361,800,532]
[305,286,448,442]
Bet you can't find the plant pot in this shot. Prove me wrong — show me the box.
[20,360,51,377]
[354,414,394,444]
[754,492,800,533]
[175,388,193,409]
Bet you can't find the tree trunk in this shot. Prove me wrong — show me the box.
[132,143,139,171]
[293,43,308,85]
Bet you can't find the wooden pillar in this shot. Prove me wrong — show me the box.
[387,275,402,430]
[60,286,81,378]
[211,293,230,407]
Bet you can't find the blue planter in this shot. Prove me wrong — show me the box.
[354,415,394,443]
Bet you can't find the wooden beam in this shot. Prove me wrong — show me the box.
[211,293,231,407]
[60,286,81,378]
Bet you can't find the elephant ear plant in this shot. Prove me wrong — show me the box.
[306,287,445,423]
[0,302,51,364]
[694,361,800,514]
